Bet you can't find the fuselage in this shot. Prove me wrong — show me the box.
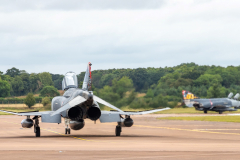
[51,88,100,120]
[186,98,239,112]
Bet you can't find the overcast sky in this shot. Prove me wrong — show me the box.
[0,0,240,74]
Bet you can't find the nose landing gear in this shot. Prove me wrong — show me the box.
[64,118,71,134]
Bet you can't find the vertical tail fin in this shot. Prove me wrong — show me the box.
[82,62,92,91]
[182,90,199,100]
[182,90,199,107]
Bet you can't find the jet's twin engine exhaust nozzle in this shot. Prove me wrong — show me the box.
[87,106,101,121]
[21,119,34,128]
[69,119,85,130]
[67,106,83,120]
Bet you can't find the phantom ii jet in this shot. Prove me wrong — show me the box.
[0,63,170,137]
[182,90,239,114]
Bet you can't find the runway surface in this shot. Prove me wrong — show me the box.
[1,115,240,159]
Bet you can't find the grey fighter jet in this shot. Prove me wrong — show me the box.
[0,63,170,137]
[182,90,239,114]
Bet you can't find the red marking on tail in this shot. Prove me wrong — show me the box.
[88,62,92,79]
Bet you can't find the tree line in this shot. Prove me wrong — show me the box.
[1,63,240,109]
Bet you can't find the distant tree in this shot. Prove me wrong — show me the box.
[38,72,53,87]
[194,74,222,87]
[24,93,36,108]
[5,67,20,77]
[0,80,11,97]
[112,76,134,98]
[11,76,24,96]
[128,68,148,91]
[20,73,30,95]
[29,73,41,92]
[149,94,168,108]
[145,89,154,98]
[53,75,64,90]
[207,80,222,98]
[42,97,51,107]
[40,86,60,97]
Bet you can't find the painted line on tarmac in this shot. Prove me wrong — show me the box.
[196,129,240,131]
[134,125,240,136]
[40,128,97,142]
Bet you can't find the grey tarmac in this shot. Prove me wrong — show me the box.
[1,115,240,159]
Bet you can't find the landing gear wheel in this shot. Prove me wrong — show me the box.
[115,126,121,136]
[65,128,71,134]
[36,127,40,137]
[219,111,222,114]
[204,110,207,114]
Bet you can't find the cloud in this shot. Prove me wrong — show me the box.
[0,0,165,11]
[0,0,240,74]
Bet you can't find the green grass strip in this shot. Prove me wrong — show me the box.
[158,116,240,123]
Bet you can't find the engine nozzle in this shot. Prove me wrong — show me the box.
[67,106,83,120]
[87,106,101,121]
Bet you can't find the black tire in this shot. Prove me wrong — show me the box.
[36,127,40,137]
[204,110,207,114]
[65,128,68,134]
[68,129,71,134]
[219,111,222,114]
[115,126,121,136]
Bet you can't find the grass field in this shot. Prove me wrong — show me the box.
[0,107,44,115]
[155,107,240,114]
[1,104,240,115]
[100,106,240,114]
[158,115,240,123]
[0,103,43,108]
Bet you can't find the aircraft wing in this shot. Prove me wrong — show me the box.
[118,108,171,115]
[102,108,170,115]
[99,108,170,123]
[0,110,53,116]
[93,95,123,112]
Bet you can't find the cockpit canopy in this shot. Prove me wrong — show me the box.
[62,72,78,90]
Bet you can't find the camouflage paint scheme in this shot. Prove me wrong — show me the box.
[182,90,240,114]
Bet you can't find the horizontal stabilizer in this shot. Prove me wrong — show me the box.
[93,95,123,112]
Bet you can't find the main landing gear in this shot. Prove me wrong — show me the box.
[64,118,71,135]
[204,110,208,114]
[219,111,223,114]
[115,122,122,136]
[33,116,40,137]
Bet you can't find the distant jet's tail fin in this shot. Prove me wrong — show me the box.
[182,90,199,100]
[82,62,92,91]
[182,90,199,107]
